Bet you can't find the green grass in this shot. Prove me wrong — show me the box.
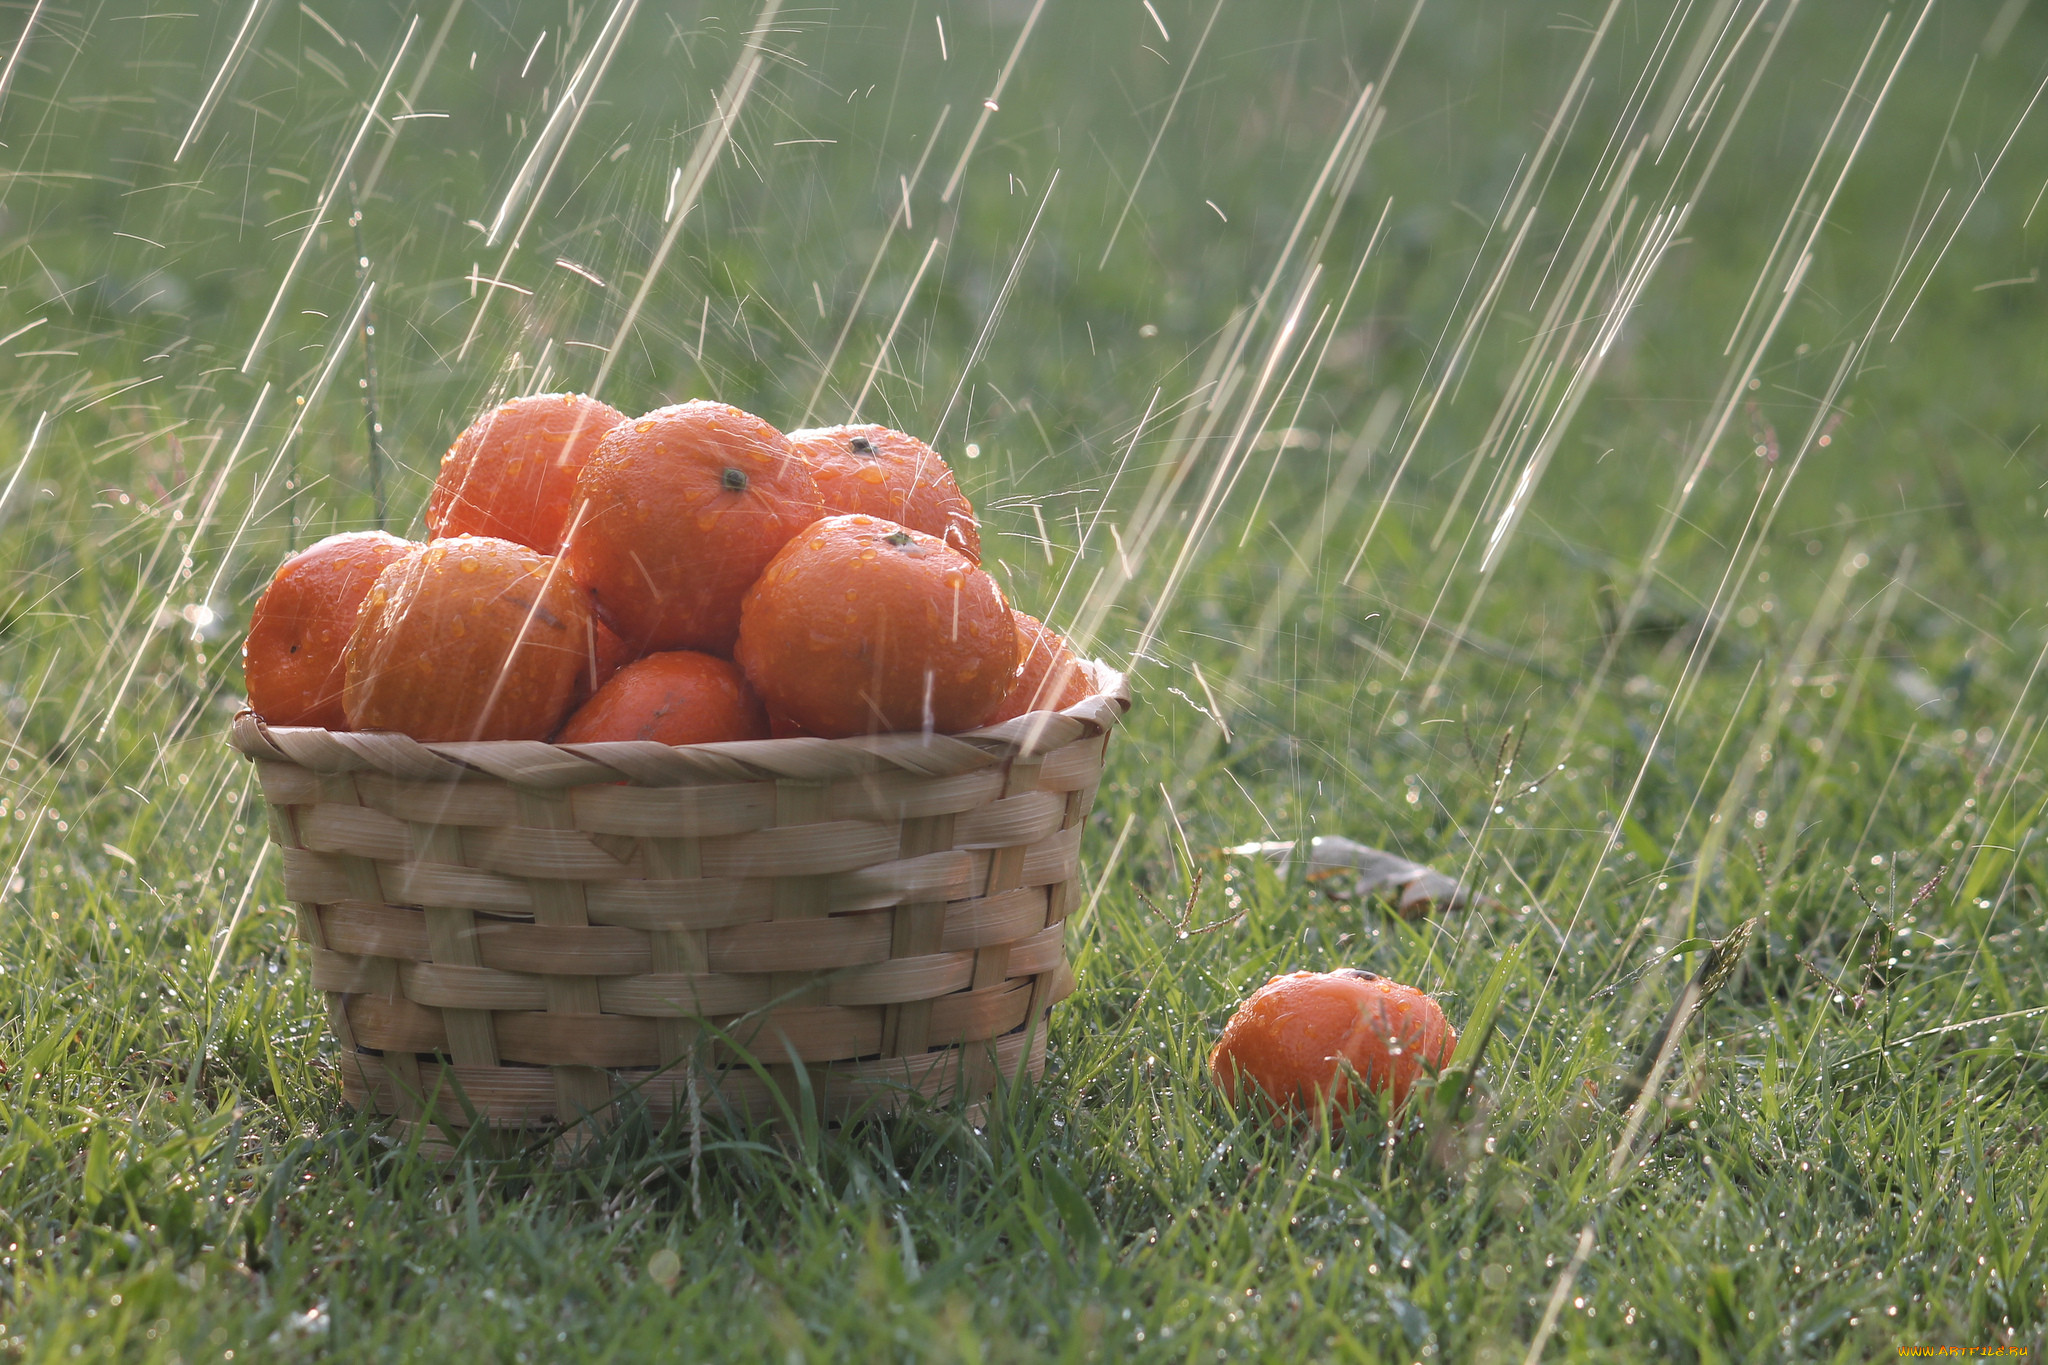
[3,0,2048,1359]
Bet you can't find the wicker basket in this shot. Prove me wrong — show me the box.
[229,667,1129,1154]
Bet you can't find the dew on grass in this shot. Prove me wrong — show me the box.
[4,1,2046,1359]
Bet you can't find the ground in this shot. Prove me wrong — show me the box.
[1,1,2045,1360]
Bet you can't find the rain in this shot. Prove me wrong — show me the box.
[1,0,2044,1356]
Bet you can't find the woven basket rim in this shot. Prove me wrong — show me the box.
[229,661,1130,785]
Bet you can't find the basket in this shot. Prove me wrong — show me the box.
[228,667,1129,1155]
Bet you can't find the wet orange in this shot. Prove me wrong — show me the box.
[788,424,981,562]
[427,393,626,552]
[343,536,591,742]
[556,651,770,745]
[733,514,1017,738]
[568,610,635,713]
[1210,969,1456,1121]
[985,611,1093,722]
[563,401,822,655]
[243,530,417,729]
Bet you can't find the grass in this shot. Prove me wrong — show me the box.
[2,0,2047,1359]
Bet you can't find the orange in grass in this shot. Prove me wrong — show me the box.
[1210,969,1456,1120]
[427,393,626,552]
[986,611,1093,722]
[733,514,1017,738]
[788,424,981,562]
[243,530,416,729]
[343,536,591,742]
[556,651,769,745]
[563,401,822,655]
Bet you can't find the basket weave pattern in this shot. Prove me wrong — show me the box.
[230,671,1129,1145]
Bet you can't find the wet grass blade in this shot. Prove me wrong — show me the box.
[1428,936,1522,1127]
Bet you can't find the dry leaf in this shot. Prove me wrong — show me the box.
[1224,835,1484,918]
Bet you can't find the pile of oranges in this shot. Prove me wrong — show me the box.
[241,394,1095,744]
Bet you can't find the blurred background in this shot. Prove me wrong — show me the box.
[2,2,2043,830]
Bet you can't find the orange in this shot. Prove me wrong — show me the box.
[427,393,626,552]
[1210,969,1456,1121]
[562,401,822,655]
[733,514,1017,738]
[568,609,635,712]
[788,424,981,561]
[343,536,591,742]
[556,651,769,745]
[985,611,1093,722]
[243,530,416,729]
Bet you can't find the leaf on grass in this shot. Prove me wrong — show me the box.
[1223,835,1486,917]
